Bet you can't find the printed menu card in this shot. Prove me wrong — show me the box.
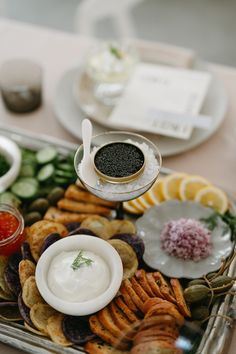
[108,63,211,139]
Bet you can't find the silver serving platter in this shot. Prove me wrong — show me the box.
[0,124,235,354]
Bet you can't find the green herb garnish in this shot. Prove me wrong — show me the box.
[201,210,236,241]
[0,154,10,177]
[71,250,93,271]
[110,46,123,59]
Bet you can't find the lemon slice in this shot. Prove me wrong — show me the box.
[150,179,165,202]
[123,202,143,215]
[161,173,187,200]
[195,186,228,213]
[136,195,152,209]
[179,175,211,201]
[129,199,145,213]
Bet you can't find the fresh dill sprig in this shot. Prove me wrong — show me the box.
[71,250,93,271]
[110,46,123,59]
[200,210,236,241]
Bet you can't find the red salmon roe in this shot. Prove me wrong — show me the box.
[0,211,19,241]
[0,205,25,256]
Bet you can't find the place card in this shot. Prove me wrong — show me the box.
[108,62,211,139]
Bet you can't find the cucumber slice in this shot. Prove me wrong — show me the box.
[0,192,21,208]
[55,169,75,178]
[56,163,74,172]
[19,177,39,187]
[19,164,35,177]
[54,176,70,185]
[37,164,55,182]
[11,179,38,199]
[36,147,57,164]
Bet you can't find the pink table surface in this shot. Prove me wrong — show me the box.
[0,18,235,354]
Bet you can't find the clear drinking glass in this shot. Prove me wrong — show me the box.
[86,41,138,106]
[0,58,42,113]
[74,131,162,203]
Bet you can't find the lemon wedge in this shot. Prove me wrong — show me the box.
[195,186,228,213]
[179,175,211,201]
[161,173,187,200]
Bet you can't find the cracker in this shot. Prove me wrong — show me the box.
[115,297,138,323]
[22,276,44,308]
[44,207,96,224]
[153,272,176,304]
[58,199,111,216]
[170,278,191,317]
[146,273,164,299]
[89,315,129,351]
[135,270,155,297]
[19,259,36,287]
[130,277,149,302]
[122,279,144,313]
[47,313,72,347]
[65,185,116,207]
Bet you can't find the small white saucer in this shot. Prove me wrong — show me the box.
[136,200,233,278]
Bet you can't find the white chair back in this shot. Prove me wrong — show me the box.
[74,0,143,38]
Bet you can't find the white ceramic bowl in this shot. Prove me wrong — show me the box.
[35,235,123,315]
[0,136,21,193]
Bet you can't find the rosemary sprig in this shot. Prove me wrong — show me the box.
[71,250,93,271]
[110,46,123,59]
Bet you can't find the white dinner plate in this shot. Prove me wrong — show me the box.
[136,200,233,278]
[53,63,227,157]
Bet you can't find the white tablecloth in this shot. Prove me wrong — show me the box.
[0,19,235,354]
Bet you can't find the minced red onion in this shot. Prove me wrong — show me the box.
[160,218,212,262]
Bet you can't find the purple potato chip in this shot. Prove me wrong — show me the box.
[3,265,21,296]
[18,293,34,327]
[21,242,35,263]
[8,253,22,274]
[65,222,81,232]
[69,228,97,237]
[0,301,22,321]
[111,233,145,263]
[62,315,96,344]
[39,233,61,256]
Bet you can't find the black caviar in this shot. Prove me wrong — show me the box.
[94,142,145,178]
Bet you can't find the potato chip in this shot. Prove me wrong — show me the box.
[108,239,138,279]
[30,303,57,335]
[0,302,22,321]
[80,215,113,240]
[22,276,44,308]
[24,322,46,336]
[110,220,136,236]
[28,220,68,261]
[0,288,14,301]
[19,259,36,287]
[47,313,72,347]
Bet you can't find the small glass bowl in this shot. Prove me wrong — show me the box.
[74,131,162,202]
[0,203,25,256]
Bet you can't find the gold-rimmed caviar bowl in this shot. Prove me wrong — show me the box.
[74,131,162,202]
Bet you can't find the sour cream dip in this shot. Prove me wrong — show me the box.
[47,250,110,302]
